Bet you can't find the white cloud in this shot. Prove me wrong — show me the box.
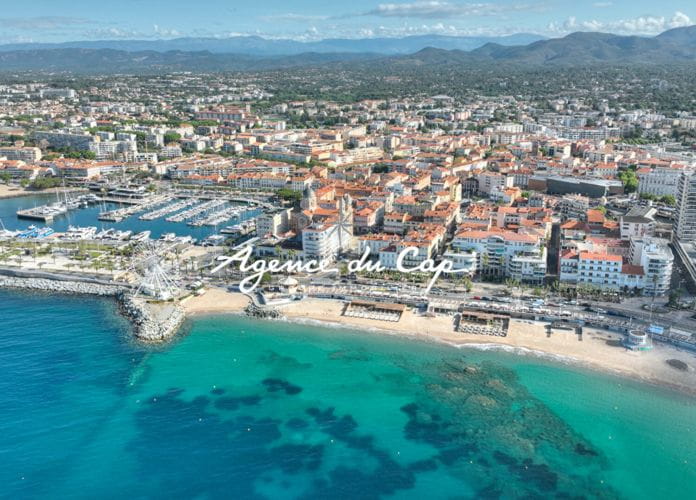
[0,16,90,30]
[592,2,613,8]
[153,24,182,38]
[83,27,147,39]
[547,11,693,36]
[261,13,330,23]
[361,1,546,19]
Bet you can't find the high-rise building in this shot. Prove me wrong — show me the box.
[675,171,696,242]
[0,146,42,164]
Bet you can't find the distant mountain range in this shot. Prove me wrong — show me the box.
[394,26,696,66]
[0,27,694,73]
[0,49,381,73]
[0,33,545,56]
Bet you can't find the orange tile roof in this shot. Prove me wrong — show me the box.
[579,252,622,262]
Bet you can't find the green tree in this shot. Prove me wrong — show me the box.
[163,132,181,144]
[619,170,638,193]
[276,188,302,203]
[660,195,676,206]
[30,177,61,190]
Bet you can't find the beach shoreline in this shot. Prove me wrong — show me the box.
[181,288,696,396]
[0,184,85,200]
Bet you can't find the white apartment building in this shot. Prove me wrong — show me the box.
[256,208,293,237]
[451,230,545,282]
[559,248,663,295]
[629,237,674,296]
[557,194,589,220]
[39,88,76,99]
[620,206,656,241]
[232,173,289,190]
[675,171,696,242]
[476,172,514,195]
[0,146,42,164]
[330,147,383,166]
[378,240,434,270]
[289,174,314,192]
[442,249,478,275]
[358,234,400,255]
[302,222,341,262]
[496,123,524,134]
[89,140,137,160]
[507,248,548,284]
[160,146,183,159]
[636,166,683,197]
[568,252,623,289]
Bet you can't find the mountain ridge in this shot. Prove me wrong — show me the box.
[0,26,694,73]
[391,26,696,66]
[0,33,546,56]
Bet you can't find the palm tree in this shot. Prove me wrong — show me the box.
[649,274,659,322]
[482,253,490,273]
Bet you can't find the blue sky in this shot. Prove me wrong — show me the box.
[0,1,694,43]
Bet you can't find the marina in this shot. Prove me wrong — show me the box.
[0,192,261,244]
[16,192,102,222]
[166,199,227,223]
[139,198,197,221]
[220,219,256,236]
[188,204,256,227]
[98,195,173,222]
[16,202,67,222]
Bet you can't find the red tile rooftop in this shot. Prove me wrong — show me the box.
[561,250,578,260]
[587,209,606,224]
[621,264,644,275]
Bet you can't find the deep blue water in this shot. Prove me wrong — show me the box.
[1,290,695,498]
[0,193,259,240]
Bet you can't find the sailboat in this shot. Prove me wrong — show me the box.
[0,218,18,239]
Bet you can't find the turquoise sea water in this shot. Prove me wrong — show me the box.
[1,289,695,499]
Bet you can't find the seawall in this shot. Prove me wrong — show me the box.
[0,270,184,342]
[119,294,186,342]
[0,275,123,296]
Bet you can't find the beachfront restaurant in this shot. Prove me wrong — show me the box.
[343,300,406,322]
[457,311,510,336]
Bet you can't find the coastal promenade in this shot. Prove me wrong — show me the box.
[3,263,694,394]
[181,288,696,395]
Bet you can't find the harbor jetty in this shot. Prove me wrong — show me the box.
[118,293,185,342]
[139,198,196,221]
[98,194,172,222]
[0,269,184,342]
[166,199,226,223]
[244,302,282,319]
[0,275,123,296]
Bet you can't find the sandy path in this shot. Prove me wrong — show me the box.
[181,287,251,314]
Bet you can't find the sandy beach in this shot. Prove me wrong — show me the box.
[0,185,30,199]
[0,185,87,199]
[181,288,696,395]
[181,287,251,315]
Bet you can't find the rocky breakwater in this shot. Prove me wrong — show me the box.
[245,303,282,319]
[0,276,123,296]
[119,292,185,342]
[0,273,184,342]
